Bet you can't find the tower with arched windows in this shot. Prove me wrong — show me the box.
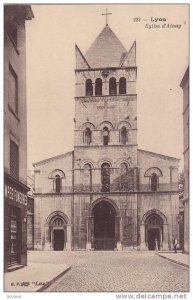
[33,23,180,252]
[73,24,138,250]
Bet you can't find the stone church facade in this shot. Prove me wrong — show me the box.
[33,25,179,251]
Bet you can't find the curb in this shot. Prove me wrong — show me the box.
[158,254,189,268]
[37,266,71,292]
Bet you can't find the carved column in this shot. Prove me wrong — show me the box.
[116,82,119,94]
[93,83,95,96]
[115,216,120,240]
[86,216,92,250]
[116,216,122,250]
[160,227,163,250]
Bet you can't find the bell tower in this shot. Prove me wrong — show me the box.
[74,24,137,168]
[73,22,138,250]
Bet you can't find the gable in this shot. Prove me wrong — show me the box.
[120,41,136,67]
[75,44,90,69]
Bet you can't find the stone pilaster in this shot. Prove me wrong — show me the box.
[140,224,147,250]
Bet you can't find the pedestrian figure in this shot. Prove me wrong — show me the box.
[155,238,158,252]
[173,238,178,253]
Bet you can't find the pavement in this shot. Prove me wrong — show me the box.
[157,251,189,268]
[4,250,189,292]
[4,259,71,292]
[42,251,188,292]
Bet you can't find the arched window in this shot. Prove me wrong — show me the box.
[84,127,92,145]
[55,175,61,193]
[109,77,117,95]
[101,163,110,192]
[49,169,65,192]
[144,167,162,192]
[86,79,93,96]
[102,127,109,145]
[120,163,129,190]
[84,163,92,191]
[119,77,126,94]
[120,162,128,174]
[95,78,102,96]
[151,173,158,191]
[120,126,128,144]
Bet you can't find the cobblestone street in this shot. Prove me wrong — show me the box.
[28,251,189,292]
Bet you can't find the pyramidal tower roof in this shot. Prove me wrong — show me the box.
[85,25,127,68]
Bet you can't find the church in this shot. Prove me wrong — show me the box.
[32,21,180,252]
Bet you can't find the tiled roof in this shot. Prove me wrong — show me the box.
[85,25,127,68]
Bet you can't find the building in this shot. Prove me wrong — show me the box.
[27,170,35,250]
[178,171,184,251]
[180,67,189,254]
[33,24,180,252]
[4,5,34,271]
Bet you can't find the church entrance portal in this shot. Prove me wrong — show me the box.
[145,214,163,250]
[45,213,68,251]
[93,200,116,250]
[53,229,64,251]
[147,228,160,250]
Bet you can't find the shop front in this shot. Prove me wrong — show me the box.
[4,174,29,272]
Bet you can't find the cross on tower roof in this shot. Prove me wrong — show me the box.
[102,8,112,26]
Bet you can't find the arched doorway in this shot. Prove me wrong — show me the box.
[145,214,163,250]
[45,211,69,251]
[50,216,66,251]
[93,200,116,250]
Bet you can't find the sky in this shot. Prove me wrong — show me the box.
[25,4,189,170]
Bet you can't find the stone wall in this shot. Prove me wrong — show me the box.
[74,95,137,146]
[34,194,73,250]
[34,152,73,194]
[137,149,179,192]
[138,192,179,250]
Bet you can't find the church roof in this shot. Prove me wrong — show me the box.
[33,151,73,167]
[85,25,127,68]
[138,149,180,161]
